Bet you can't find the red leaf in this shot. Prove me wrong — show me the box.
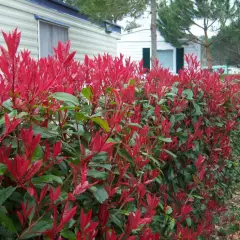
[64,51,76,67]
[17,211,24,226]
[2,28,21,59]
[27,186,38,200]
[4,114,21,136]
[50,185,61,203]
[106,230,117,240]
[24,160,42,182]
[39,184,49,203]
[181,204,192,216]
[58,205,77,231]
[21,127,41,159]
[195,155,205,169]
[67,193,76,201]
[5,155,29,181]
[81,163,87,185]
[4,114,10,132]
[73,181,89,195]
[199,168,205,181]
[98,204,109,226]
[53,141,62,159]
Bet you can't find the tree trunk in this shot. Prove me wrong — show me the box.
[205,44,213,71]
[151,0,157,66]
[203,19,213,71]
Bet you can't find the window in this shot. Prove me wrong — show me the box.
[157,50,174,71]
[39,21,68,57]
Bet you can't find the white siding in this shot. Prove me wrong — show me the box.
[0,0,120,61]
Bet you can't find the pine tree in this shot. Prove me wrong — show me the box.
[66,0,148,23]
[157,0,239,70]
[211,18,240,67]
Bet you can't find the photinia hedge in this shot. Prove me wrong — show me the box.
[0,29,239,240]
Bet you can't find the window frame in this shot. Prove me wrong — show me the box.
[36,15,69,59]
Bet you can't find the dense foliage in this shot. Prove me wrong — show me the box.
[0,29,239,240]
[65,0,149,22]
[211,18,240,67]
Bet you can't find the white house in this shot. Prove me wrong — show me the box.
[0,0,121,61]
[117,26,201,73]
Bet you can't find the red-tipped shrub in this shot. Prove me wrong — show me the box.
[0,29,239,239]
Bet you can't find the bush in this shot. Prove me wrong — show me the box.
[0,29,239,240]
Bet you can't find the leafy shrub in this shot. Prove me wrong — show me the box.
[0,29,239,240]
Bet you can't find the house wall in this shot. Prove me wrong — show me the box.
[0,0,120,61]
[118,28,176,71]
[117,28,201,72]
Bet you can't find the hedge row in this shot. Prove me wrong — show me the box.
[0,29,239,240]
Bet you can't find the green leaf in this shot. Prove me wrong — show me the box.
[88,163,112,170]
[32,145,44,161]
[175,113,185,122]
[118,149,132,162]
[106,138,121,144]
[61,230,76,240]
[32,175,63,185]
[92,152,109,162]
[75,112,88,121]
[52,92,79,106]
[0,210,17,233]
[127,123,142,128]
[89,185,109,203]
[159,137,172,143]
[0,187,17,206]
[158,98,167,105]
[20,217,53,239]
[128,79,137,86]
[169,218,175,230]
[62,142,77,157]
[182,89,193,100]
[165,92,177,97]
[2,99,13,111]
[141,151,161,167]
[0,164,7,175]
[110,214,123,230]
[91,117,110,132]
[192,102,202,116]
[165,206,173,215]
[186,217,192,227]
[168,167,175,181]
[192,195,204,200]
[33,126,59,139]
[0,110,17,125]
[17,112,28,119]
[88,169,108,180]
[82,87,93,101]
[163,149,177,158]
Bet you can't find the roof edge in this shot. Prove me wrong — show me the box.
[26,0,121,33]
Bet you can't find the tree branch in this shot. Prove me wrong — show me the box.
[207,18,218,29]
[191,20,204,29]
[225,47,240,56]
[187,30,205,46]
[208,35,228,46]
